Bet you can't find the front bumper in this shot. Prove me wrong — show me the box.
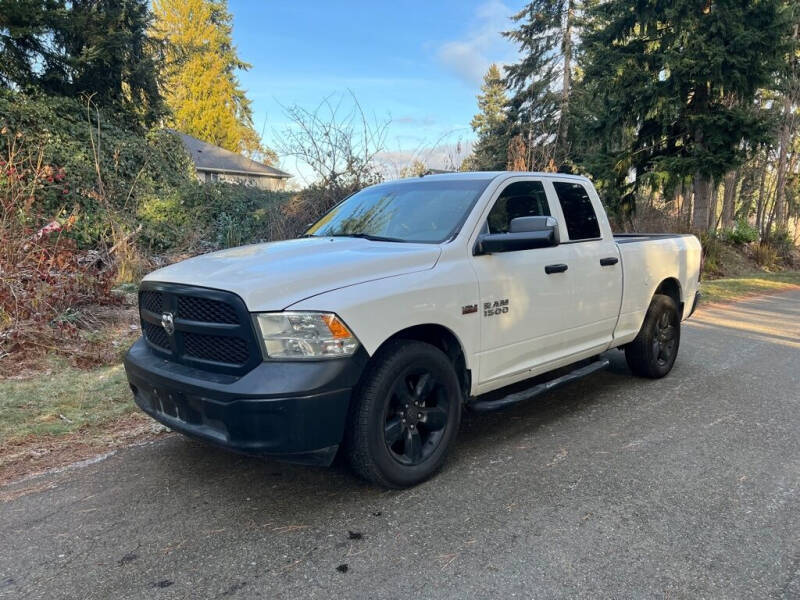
[123,338,368,465]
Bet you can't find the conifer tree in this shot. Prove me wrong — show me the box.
[0,0,163,126]
[464,64,509,171]
[503,0,579,169]
[152,0,273,161]
[577,0,789,229]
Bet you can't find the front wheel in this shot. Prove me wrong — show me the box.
[345,340,462,488]
[625,293,681,379]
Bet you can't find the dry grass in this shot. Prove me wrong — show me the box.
[0,357,135,442]
[701,272,800,304]
[0,355,169,485]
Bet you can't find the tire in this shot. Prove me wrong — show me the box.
[344,340,462,488]
[625,293,681,379]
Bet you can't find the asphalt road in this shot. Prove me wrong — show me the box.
[2,290,799,599]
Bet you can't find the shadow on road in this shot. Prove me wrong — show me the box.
[136,351,635,510]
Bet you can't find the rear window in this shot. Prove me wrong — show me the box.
[552,181,600,241]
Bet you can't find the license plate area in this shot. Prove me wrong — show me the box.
[149,387,195,422]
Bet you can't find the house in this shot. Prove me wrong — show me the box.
[176,132,291,191]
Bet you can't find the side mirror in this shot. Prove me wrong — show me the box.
[474,216,560,255]
[509,216,559,236]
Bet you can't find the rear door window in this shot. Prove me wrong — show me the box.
[486,180,550,234]
[552,181,600,241]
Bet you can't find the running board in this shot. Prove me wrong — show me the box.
[468,358,611,413]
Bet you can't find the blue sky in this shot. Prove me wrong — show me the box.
[228,0,524,182]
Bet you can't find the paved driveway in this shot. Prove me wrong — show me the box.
[2,291,799,599]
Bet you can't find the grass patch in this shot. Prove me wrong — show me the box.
[701,271,800,305]
[0,358,135,445]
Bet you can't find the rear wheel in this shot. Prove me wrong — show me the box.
[345,340,462,488]
[625,293,681,378]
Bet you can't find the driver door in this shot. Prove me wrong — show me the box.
[470,178,577,390]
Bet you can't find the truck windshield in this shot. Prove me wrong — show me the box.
[305,178,492,243]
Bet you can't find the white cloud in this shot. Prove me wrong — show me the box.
[436,0,518,86]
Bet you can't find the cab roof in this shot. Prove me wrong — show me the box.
[387,171,590,184]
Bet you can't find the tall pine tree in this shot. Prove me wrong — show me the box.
[503,0,579,170]
[464,64,509,171]
[152,0,272,161]
[0,0,163,126]
[578,0,789,229]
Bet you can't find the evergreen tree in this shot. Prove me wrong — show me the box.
[152,0,272,161]
[464,64,509,171]
[577,0,789,229]
[57,0,164,125]
[503,0,579,169]
[0,0,61,90]
[0,0,163,126]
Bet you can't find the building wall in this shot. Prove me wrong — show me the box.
[198,170,287,191]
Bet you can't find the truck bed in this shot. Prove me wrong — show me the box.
[610,231,702,347]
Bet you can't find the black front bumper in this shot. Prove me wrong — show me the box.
[124,338,368,466]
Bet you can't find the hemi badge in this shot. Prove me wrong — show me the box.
[462,304,478,315]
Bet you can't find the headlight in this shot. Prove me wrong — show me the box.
[254,312,359,359]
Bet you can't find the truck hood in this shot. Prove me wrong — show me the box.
[144,237,442,311]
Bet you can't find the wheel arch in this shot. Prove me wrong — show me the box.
[654,277,683,312]
[372,324,471,401]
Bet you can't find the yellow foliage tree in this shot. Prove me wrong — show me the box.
[152,0,275,163]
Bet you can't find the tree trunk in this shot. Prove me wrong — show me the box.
[680,178,692,225]
[774,94,793,228]
[721,170,738,228]
[557,0,575,157]
[672,179,684,217]
[774,22,798,229]
[692,173,713,230]
[755,159,769,237]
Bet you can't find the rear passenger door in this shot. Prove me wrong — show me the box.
[549,179,622,353]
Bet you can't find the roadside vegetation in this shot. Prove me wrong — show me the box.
[0,359,162,485]
[700,272,800,305]
[1,360,132,441]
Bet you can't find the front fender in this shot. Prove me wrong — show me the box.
[286,262,480,373]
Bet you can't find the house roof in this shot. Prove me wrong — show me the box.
[175,132,291,179]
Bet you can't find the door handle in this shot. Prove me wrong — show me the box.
[600,257,619,266]
[545,263,568,274]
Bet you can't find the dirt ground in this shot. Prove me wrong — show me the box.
[0,412,169,487]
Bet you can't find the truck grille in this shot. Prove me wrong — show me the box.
[142,321,170,350]
[177,295,238,324]
[138,282,261,375]
[183,332,249,364]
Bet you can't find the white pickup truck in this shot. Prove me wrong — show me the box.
[124,172,701,487]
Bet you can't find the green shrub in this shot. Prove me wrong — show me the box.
[0,90,195,248]
[699,232,724,276]
[769,228,795,258]
[721,220,759,245]
[136,181,293,252]
[753,242,779,268]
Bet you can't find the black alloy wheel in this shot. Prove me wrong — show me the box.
[653,310,678,367]
[625,293,681,379]
[383,369,450,466]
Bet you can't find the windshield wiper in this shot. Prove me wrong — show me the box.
[317,232,409,243]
